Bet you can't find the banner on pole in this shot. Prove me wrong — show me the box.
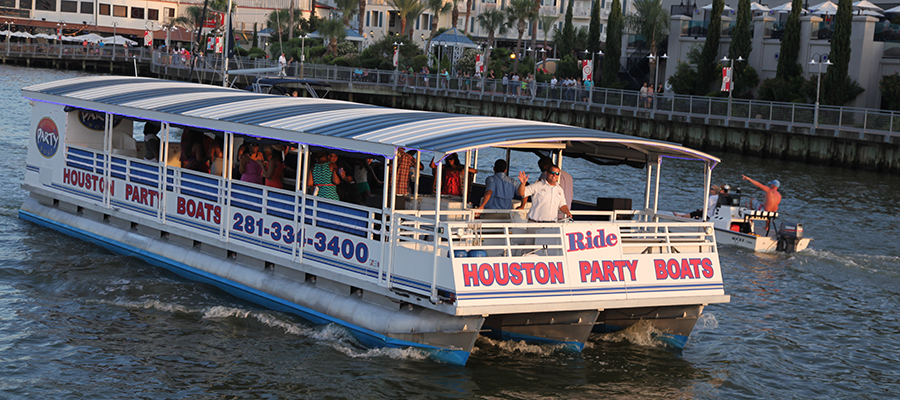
[393,48,399,67]
[582,60,592,82]
[475,54,483,73]
[144,30,152,47]
[721,67,733,92]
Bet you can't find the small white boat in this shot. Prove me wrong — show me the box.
[709,202,812,253]
[19,76,730,365]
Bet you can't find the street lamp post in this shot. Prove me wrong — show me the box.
[392,41,403,89]
[300,34,308,78]
[57,21,65,59]
[720,55,743,120]
[6,20,12,57]
[809,56,833,128]
[647,52,667,110]
[112,22,118,61]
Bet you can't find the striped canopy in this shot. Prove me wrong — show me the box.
[23,76,719,165]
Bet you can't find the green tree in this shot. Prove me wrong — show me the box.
[588,0,601,59]
[697,0,723,92]
[776,0,803,79]
[426,0,452,50]
[266,8,304,42]
[602,0,623,88]
[529,0,541,57]
[728,0,754,97]
[318,18,347,56]
[880,73,900,110]
[450,0,462,28]
[334,0,359,27]
[558,0,576,60]
[477,8,508,75]
[668,45,701,94]
[624,0,668,87]
[822,0,855,105]
[252,22,258,48]
[539,13,558,56]
[387,0,425,38]
[506,0,536,72]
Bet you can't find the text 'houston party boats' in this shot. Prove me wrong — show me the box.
[20,76,729,365]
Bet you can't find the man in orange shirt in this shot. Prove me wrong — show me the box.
[743,175,781,232]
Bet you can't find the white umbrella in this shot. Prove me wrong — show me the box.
[73,33,104,43]
[852,0,883,11]
[33,33,56,40]
[859,9,884,16]
[884,5,900,13]
[0,30,8,36]
[770,2,808,13]
[810,0,838,14]
[701,3,734,11]
[10,31,33,38]
[750,2,771,12]
[100,35,138,45]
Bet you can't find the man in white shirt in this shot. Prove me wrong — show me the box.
[550,76,558,98]
[517,165,573,222]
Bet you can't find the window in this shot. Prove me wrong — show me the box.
[365,11,370,26]
[131,7,143,19]
[148,8,158,20]
[0,0,15,8]
[19,0,32,9]
[35,0,55,11]
[61,0,77,12]
[99,3,110,15]
[599,23,603,33]
[164,7,174,18]
[81,1,92,14]
[379,11,383,27]
[601,0,605,8]
[113,5,126,17]
[415,15,419,30]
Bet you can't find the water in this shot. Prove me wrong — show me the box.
[2,64,899,399]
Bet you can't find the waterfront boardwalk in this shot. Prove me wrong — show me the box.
[4,45,899,173]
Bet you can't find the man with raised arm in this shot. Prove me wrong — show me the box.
[517,165,573,223]
[742,175,781,212]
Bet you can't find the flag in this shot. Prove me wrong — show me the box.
[225,14,235,58]
[721,67,733,92]
[581,60,592,81]
[144,30,152,47]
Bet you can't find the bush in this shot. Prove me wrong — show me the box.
[880,72,900,110]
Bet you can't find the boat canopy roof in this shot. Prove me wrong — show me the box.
[23,76,719,166]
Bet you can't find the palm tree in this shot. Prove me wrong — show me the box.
[334,0,359,27]
[318,18,346,56]
[449,0,462,28]
[387,0,423,39]
[267,9,302,41]
[530,0,541,59]
[172,6,205,50]
[506,0,535,72]
[358,0,367,35]
[477,8,508,73]
[464,0,473,32]
[405,1,427,37]
[425,0,452,50]
[539,13,558,59]
[624,0,668,62]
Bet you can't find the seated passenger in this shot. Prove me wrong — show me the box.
[263,147,285,189]
[143,122,161,163]
[308,152,340,200]
[180,129,209,173]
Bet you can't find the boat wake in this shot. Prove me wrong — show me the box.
[592,320,673,348]
[473,335,572,356]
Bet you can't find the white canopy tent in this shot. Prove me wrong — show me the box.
[701,3,734,11]
[750,2,771,12]
[852,0,883,11]
[810,0,839,14]
[884,4,900,13]
[73,33,105,43]
[100,35,138,45]
[770,2,808,13]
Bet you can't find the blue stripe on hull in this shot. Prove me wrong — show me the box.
[18,209,470,366]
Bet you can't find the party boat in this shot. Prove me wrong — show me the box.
[19,76,730,365]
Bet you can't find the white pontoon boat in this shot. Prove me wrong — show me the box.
[19,76,729,365]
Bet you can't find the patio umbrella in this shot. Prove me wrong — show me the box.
[770,1,808,13]
[859,9,884,16]
[33,33,56,40]
[852,0,882,11]
[100,35,138,45]
[883,5,900,13]
[810,0,838,14]
[701,3,734,11]
[73,33,104,43]
[750,2,771,12]
[10,31,34,38]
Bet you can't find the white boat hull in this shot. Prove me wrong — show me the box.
[714,227,812,253]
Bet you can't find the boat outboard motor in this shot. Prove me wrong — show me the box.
[776,222,804,253]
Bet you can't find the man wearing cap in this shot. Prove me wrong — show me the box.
[742,175,781,212]
[717,184,734,207]
[684,185,719,219]
[477,159,519,212]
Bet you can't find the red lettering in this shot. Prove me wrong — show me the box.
[579,261,591,282]
[680,258,695,279]
[462,263,479,286]
[535,262,549,284]
[177,197,186,214]
[479,262,494,286]
[602,261,617,281]
[655,259,668,279]
[509,263,523,285]
[592,261,606,282]
[521,263,535,284]
[667,259,681,279]
[625,260,638,281]
[549,262,564,284]
[493,263,510,285]
[701,258,714,278]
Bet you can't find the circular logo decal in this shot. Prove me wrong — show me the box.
[35,117,60,159]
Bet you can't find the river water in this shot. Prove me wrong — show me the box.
[1,65,899,399]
